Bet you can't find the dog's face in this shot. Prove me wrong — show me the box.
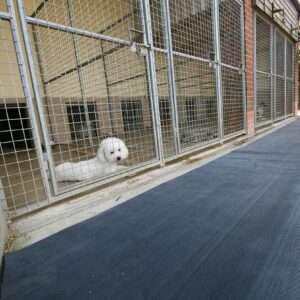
[98,137,129,163]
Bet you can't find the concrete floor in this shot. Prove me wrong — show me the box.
[8,117,296,251]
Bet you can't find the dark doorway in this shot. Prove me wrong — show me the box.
[159,100,171,126]
[67,102,99,141]
[121,100,143,132]
[0,104,33,149]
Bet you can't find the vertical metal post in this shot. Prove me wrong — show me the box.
[284,36,287,118]
[16,0,58,195]
[141,0,164,166]
[8,0,53,199]
[67,0,94,145]
[31,25,55,138]
[161,0,180,154]
[240,3,247,132]
[212,0,224,142]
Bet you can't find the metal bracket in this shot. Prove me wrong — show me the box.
[290,24,299,38]
[272,3,284,23]
[130,42,148,57]
[239,62,245,74]
[128,28,147,57]
[268,68,272,78]
[208,52,216,68]
[291,26,298,32]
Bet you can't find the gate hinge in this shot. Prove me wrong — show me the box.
[239,62,245,74]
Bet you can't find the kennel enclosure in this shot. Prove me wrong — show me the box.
[254,13,295,127]
[0,0,297,217]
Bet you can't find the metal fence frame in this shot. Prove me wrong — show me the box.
[0,0,247,217]
[254,12,295,128]
[1,0,52,216]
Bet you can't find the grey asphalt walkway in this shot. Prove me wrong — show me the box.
[1,119,300,300]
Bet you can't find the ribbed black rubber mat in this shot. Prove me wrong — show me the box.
[1,119,300,300]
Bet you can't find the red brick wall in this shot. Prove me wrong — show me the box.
[244,0,255,135]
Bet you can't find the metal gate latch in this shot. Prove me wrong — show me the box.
[128,28,147,57]
[130,42,147,57]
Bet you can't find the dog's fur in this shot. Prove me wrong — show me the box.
[55,137,129,182]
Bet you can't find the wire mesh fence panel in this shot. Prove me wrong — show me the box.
[286,39,293,80]
[168,0,219,150]
[255,15,272,125]
[255,13,296,124]
[154,52,176,157]
[21,0,158,193]
[255,15,271,73]
[286,79,294,115]
[0,12,48,215]
[275,76,285,118]
[219,0,242,69]
[256,73,272,123]
[0,0,295,215]
[285,39,294,116]
[150,0,165,50]
[221,67,244,136]
[275,31,285,77]
[174,56,219,149]
[219,0,245,136]
[274,30,285,120]
[169,0,214,60]
[149,0,178,158]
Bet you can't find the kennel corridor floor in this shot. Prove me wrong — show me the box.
[2,119,300,300]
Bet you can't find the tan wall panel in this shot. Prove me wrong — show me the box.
[71,0,140,41]
[0,20,24,98]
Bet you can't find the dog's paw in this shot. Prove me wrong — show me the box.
[116,165,127,171]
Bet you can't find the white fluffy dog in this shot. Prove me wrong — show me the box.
[55,137,129,182]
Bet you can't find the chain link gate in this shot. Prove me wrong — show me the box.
[254,13,295,127]
[0,0,246,217]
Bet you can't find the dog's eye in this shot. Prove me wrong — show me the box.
[110,151,114,154]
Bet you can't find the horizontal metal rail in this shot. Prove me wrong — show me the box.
[142,46,211,65]
[220,62,243,71]
[0,11,11,19]
[172,50,210,64]
[26,16,131,46]
[255,119,273,128]
[256,70,271,75]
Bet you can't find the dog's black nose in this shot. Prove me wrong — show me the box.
[117,157,121,161]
